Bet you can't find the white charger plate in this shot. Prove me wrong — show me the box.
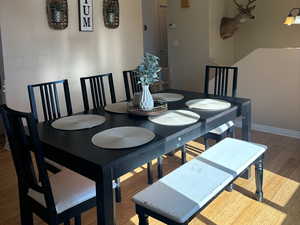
[51,115,106,131]
[105,102,128,114]
[92,127,155,149]
[152,93,184,102]
[148,110,200,126]
[186,99,231,111]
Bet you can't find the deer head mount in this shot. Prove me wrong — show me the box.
[220,0,256,40]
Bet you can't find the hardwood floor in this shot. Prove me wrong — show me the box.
[0,130,300,225]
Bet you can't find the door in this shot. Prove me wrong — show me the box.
[142,0,160,55]
[142,0,169,86]
[0,27,6,136]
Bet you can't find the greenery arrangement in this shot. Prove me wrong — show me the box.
[136,53,161,86]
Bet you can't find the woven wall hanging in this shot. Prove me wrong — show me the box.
[47,0,68,30]
[103,0,120,29]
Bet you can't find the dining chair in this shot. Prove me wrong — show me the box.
[123,70,142,102]
[80,73,154,202]
[0,105,96,225]
[27,79,73,122]
[203,65,238,148]
[27,80,73,173]
[80,73,116,111]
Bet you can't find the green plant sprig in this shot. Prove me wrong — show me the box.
[135,53,161,86]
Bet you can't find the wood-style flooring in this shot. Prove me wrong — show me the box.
[0,130,300,225]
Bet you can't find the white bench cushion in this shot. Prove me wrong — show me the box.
[28,169,96,213]
[209,121,234,135]
[133,138,267,223]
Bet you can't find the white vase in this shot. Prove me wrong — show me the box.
[139,85,154,111]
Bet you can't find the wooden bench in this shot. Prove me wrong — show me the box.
[133,138,267,225]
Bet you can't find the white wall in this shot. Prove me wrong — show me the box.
[168,0,209,92]
[230,1,300,133]
[235,48,300,131]
[0,0,143,113]
[209,0,235,66]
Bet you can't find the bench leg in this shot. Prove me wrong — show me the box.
[255,154,264,202]
[137,212,149,225]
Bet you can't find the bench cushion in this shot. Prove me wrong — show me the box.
[133,138,267,223]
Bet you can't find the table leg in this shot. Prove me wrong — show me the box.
[96,168,116,225]
[181,145,187,165]
[158,156,164,179]
[147,161,154,184]
[241,102,252,179]
[242,102,251,142]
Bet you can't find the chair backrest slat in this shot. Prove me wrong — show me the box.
[0,105,56,212]
[100,76,106,106]
[28,79,73,122]
[48,85,56,119]
[204,65,238,98]
[44,85,52,120]
[224,68,229,96]
[80,73,116,111]
[39,86,48,121]
[123,70,142,101]
[53,83,61,118]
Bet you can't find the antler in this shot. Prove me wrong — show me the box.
[233,0,256,12]
[246,0,256,10]
[233,0,244,11]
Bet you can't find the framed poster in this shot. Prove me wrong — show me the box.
[79,0,93,31]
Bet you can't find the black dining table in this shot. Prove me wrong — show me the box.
[36,89,251,225]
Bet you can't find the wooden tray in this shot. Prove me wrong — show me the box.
[128,101,168,116]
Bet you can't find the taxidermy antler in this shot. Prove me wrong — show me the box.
[220,0,256,40]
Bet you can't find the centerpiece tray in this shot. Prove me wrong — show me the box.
[127,100,168,116]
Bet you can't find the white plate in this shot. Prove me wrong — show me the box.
[105,102,128,114]
[152,93,184,102]
[51,115,106,131]
[92,127,155,149]
[149,110,200,126]
[186,99,231,111]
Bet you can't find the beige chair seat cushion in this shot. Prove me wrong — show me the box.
[28,169,96,213]
[209,120,234,135]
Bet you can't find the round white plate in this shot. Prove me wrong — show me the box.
[92,127,155,149]
[149,110,200,126]
[152,93,184,102]
[51,115,106,131]
[186,99,231,111]
[105,102,128,114]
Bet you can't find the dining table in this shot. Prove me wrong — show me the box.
[36,89,251,225]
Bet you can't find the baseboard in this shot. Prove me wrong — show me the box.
[235,120,300,139]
